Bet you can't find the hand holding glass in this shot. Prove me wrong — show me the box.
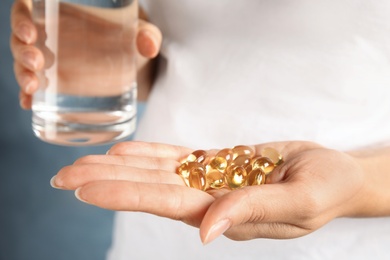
[32,0,138,146]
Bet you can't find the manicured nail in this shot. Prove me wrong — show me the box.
[139,30,158,57]
[144,30,158,47]
[25,79,35,94]
[22,51,38,70]
[75,187,89,204]
[50,176,63,189]
[17,24,33,44]
[203,219,231,245]
[19,96,26,109]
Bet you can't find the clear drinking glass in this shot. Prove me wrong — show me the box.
[31,0,138,146]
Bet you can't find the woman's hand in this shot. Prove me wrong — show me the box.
[10,0,162,108]
[52,142,226,228]
[51,141,372,244]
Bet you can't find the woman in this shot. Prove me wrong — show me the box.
[11,0,390,259]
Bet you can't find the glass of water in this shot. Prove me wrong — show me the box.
[31,0,138,146]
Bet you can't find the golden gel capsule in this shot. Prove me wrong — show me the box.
[232,145,255,160]
[215,148,233,164]
[261,147,283,165]
[206,169,225,189]
[177,162,204,178]
[187,150,208,164]
[247,168,266,186]
[225,165,247,189]
[232,154,251,168]
[189,165,207,191]
[251,156,275,174]
[177,145,283,191]
[245,164,253,175]
[209,156,228,172]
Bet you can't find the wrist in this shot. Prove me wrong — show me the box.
[343,148,390,217]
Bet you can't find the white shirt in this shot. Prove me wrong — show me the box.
[108,1,390,259]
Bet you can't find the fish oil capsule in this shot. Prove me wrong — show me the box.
[232,145,255,160]
[245,164,253,175]
[177,162,204,187]
[209,156,228,173]
[187,150,208,164]
[232,154,251,168]
[188,165,207,191]
[206,169,225,189]
[225,165,247,189]
[215,148,233,164]
[261,147,283,166]
[251,156,275,174]
[177,162,204,178]
[247,168,266,186]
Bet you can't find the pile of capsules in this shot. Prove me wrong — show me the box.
[176,145,283,191]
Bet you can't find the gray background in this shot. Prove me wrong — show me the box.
[60,0,134,8]
[0,1,143,259]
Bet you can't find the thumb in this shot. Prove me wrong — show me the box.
[137,19,162,58]
[199,183,307,244]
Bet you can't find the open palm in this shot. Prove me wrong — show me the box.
[53,141,365,244]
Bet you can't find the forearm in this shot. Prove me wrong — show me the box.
[347,146,390,217]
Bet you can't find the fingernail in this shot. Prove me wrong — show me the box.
[75,187,89,204]
[19,96,27,109]
[139,30,158,57]
[25,80,35,94]
[144,30,158,46]
[50,176,63,189]
[203,219,231,245]
[106,149,111,155]
[22,51,38,70]
[17,24,33,44]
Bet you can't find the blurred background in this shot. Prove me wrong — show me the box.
[0,1,144,259]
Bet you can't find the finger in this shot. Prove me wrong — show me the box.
[137,20,162,58]
[75,180,215,227]
[108,141,193,160]
[14,62,39,95]
[199,183,314,244]
[11,0,37,44]
[19,91,32,110]
[53,163,184,190]
[222,221,309,241]
[10,34,44,71]
[73,154,180,172]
